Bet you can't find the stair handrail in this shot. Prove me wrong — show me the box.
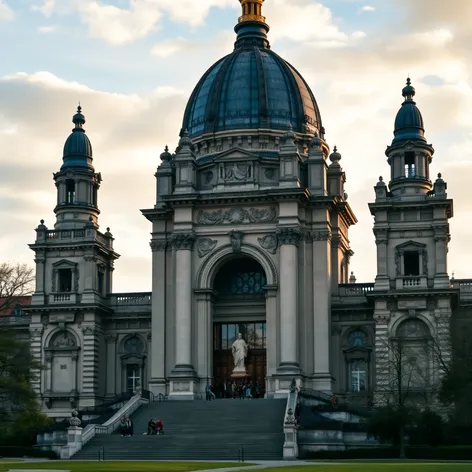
[282,378,299,460]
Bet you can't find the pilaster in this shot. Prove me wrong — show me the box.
[105,334,117,397]
[169,232,197,399]
[312,229,333,392]
[148,239,168,396]
[373,309,390,403]
[80,324,99,405]
[29,325,44,396]
[276,227,301,376]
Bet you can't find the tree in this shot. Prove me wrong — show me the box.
[0,262,35,313]
[0,328,49,445]
[438,317,472,440]
[369,320,433,458]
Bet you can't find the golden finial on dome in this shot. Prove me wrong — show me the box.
[238,0,266,24]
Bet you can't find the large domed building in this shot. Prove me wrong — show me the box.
[26,0,460,418]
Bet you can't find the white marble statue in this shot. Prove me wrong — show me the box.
[232,333,248,372]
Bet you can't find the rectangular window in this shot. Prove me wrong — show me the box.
[349,360,366,392]
[98,271,104,294]
[214,322,267,350]
[58,269,72,292]
[126,364,141,393]
[404,251,420,276]
[404,152,416,178]
[66,179,76,204]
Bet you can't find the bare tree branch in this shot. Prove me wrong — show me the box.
[0,262,35,314]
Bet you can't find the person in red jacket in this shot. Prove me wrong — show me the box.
[155,418,164,435]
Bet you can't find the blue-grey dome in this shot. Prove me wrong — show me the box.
[181,7,322,139]
[393,78,425,144]
[62,106,93,170]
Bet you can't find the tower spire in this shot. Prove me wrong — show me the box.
[235,0,270,48]
[238,0,266,25]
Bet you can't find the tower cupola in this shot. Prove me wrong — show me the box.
[54,106,101,229]
[62,106,94,171]
[386,79,434,197]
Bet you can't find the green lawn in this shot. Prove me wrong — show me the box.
[0,461,251,472]
[262,465,472,472]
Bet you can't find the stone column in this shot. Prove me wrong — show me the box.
[80,325,99,404]
[29,325,44,396]
[374,229,389,291]
[105,335,117,397]
[148,239,168,396]
[171,233,196,374]
[195,289,215,389]
[434,233,450,288]
[265,284,278,395]
[276,228,301,374]
[312,229,333,391]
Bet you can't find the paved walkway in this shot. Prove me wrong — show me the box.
[187,461,333,472]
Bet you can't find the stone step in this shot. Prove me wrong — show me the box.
[72,398,286,461]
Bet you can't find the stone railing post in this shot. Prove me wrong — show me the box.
[283,407,299,460]
[61,410,83,459]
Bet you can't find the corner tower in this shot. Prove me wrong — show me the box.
[28,107,119,413]
[369,80,454,401]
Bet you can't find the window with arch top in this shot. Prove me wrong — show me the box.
[214,257,267,296]
[395,318,431,388]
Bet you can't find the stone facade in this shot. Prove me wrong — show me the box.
[18,4,472,417]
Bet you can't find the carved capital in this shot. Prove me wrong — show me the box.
[84,255,96,262]
[258,234,278,255]
[150,240,168,252]
[374,314,390,325]
[312,230,332,242]
[196,238,218,258]
[29,327,43,338]
[229,230,244,253]
[105,334,118,343]
[81,325,96,336]
[277,228,302,247]
[171,233,196,251]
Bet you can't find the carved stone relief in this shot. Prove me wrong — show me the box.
[197,238,218,258]
[312,230,332,242]
[172,381,190,392]
[229,230,244,253]
[197,207,277,225]
[50,330,77,348]
[124,335,145,354]
[73,266,79,292]
[258,234,278,255]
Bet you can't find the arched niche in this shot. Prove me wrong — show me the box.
[394,318,432,389]
[44,329,80,407]
[119,334,147,394]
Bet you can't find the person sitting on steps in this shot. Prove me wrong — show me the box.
[144,418,156,435]
[155,417,164,435]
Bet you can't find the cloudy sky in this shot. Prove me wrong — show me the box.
[1,0,471,293]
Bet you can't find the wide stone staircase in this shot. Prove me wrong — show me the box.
[72,398,286,461]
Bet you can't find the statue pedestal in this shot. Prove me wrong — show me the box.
[231,367,248,379]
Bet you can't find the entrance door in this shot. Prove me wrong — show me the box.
[213,322,266,397]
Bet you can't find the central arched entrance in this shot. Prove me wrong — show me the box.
[212,257,267,398]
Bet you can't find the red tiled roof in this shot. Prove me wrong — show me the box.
[0,296,32,316]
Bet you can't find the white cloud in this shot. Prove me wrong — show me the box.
[0,1,14,21]
[151,37,194,58]
[38,25,56,33]
[361,5,375,12]
[32,0,56,17]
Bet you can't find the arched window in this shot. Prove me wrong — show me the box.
[66,179,76,204]
[344,328,371,393]
[121,335,146,393]
[214,258,266,296]
[348,329,368,348]
[395,319,431,389]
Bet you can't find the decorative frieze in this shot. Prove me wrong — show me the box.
[196,238,217,258]
[80,325,97,336]
[171,233,196,251]
[229,230,244,253]
[197,207,277,225]
[258,234,278,254]
[277,228,302,247]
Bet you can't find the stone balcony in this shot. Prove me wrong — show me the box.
[451,279,472,303]
[34,228,114,250]
[396,276,428,290]
[108,292,152,315]
[48,293,79,304]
